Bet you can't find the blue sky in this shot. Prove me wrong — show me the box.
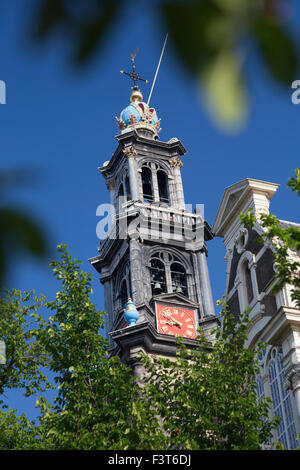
[1,1,300,419]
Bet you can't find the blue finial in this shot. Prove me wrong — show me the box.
[124,298,139,326]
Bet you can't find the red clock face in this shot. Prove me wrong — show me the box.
[156,303,197,339]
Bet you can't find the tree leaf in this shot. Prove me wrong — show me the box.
[253,17,298,85]
[200,48,248,130]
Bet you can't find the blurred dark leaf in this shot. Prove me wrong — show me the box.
[0,208,47,288]
[161,1,221,74]
[73,1,119,64]
[0,168,42,193]
[33,0,121,64]
[253,17,298,84]
[33,0,67,40]
[30,0,300,130]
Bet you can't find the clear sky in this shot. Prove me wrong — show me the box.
[1,1,300,419]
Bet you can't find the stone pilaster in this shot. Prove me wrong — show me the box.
[169,157,185,209]
[129,235,145,315]
[197,249,215,317]
[124,145,139,201]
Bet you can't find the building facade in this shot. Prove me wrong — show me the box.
[212,179,300,449]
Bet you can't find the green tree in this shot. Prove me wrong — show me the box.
[0,289,50,401]
[29,245,167,450]
[1,224,298,449]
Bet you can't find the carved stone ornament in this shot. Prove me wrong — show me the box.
[284,364,300,391]
[123,145,138,159]
[105,179,115,191]
[235,227,248,254]
[169,156,183,168]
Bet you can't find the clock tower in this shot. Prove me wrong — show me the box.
[89,60,219,375]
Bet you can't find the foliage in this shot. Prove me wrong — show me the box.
[0,245,166,450]
[0,289,51,401]
[0,244,278,450]
[31,0,299,130]
[0,409,41,450]
[240,169,300,308]
[140,305,278,450]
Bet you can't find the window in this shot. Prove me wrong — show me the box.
[157,170,170,204]
[125,174,131,201]
[244,262,254,305]
[149,252,189,298]
[114,260,132,311]
[170,262,188,296]
[120,279,128,307]
[141,167,154,202]
[117,183,124,198]
[268,348,298,449]
[150,258,167,295]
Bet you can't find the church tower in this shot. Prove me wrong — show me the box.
[89,57,219,374]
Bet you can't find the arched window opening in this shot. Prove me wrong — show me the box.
[117,183,124,198]
[157,170,170,204]
[170,262,188,296]
[142,167,154,203]
[150,258,166,295]
[116,183,125,213]
[244,262,254,305]
[120,279,128,308]
[125,174,131,201]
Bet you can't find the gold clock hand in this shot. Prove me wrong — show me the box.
[162,312,182,327]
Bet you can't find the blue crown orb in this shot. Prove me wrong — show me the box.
[116,89,161,139]
[124,298,139,326]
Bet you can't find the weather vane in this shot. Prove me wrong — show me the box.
[120,48,149,90]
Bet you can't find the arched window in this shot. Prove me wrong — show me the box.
[150,258,166,295]
[268,348,298,449]
[117,182,124,198]
[170,262,187,296]
[142,167,154,202]
[244,261,254,305]
[149,252,189,298]
[125,174,131,201]
[114,260,132,312]
[157,170,170,204]
[120,279,128,308]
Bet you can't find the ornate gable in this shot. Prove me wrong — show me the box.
[212,178,279,238]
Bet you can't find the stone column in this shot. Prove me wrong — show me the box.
[197,248,215,317]
[169,157,185,210]
[124,145,139,201]
[129,235,145,318]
